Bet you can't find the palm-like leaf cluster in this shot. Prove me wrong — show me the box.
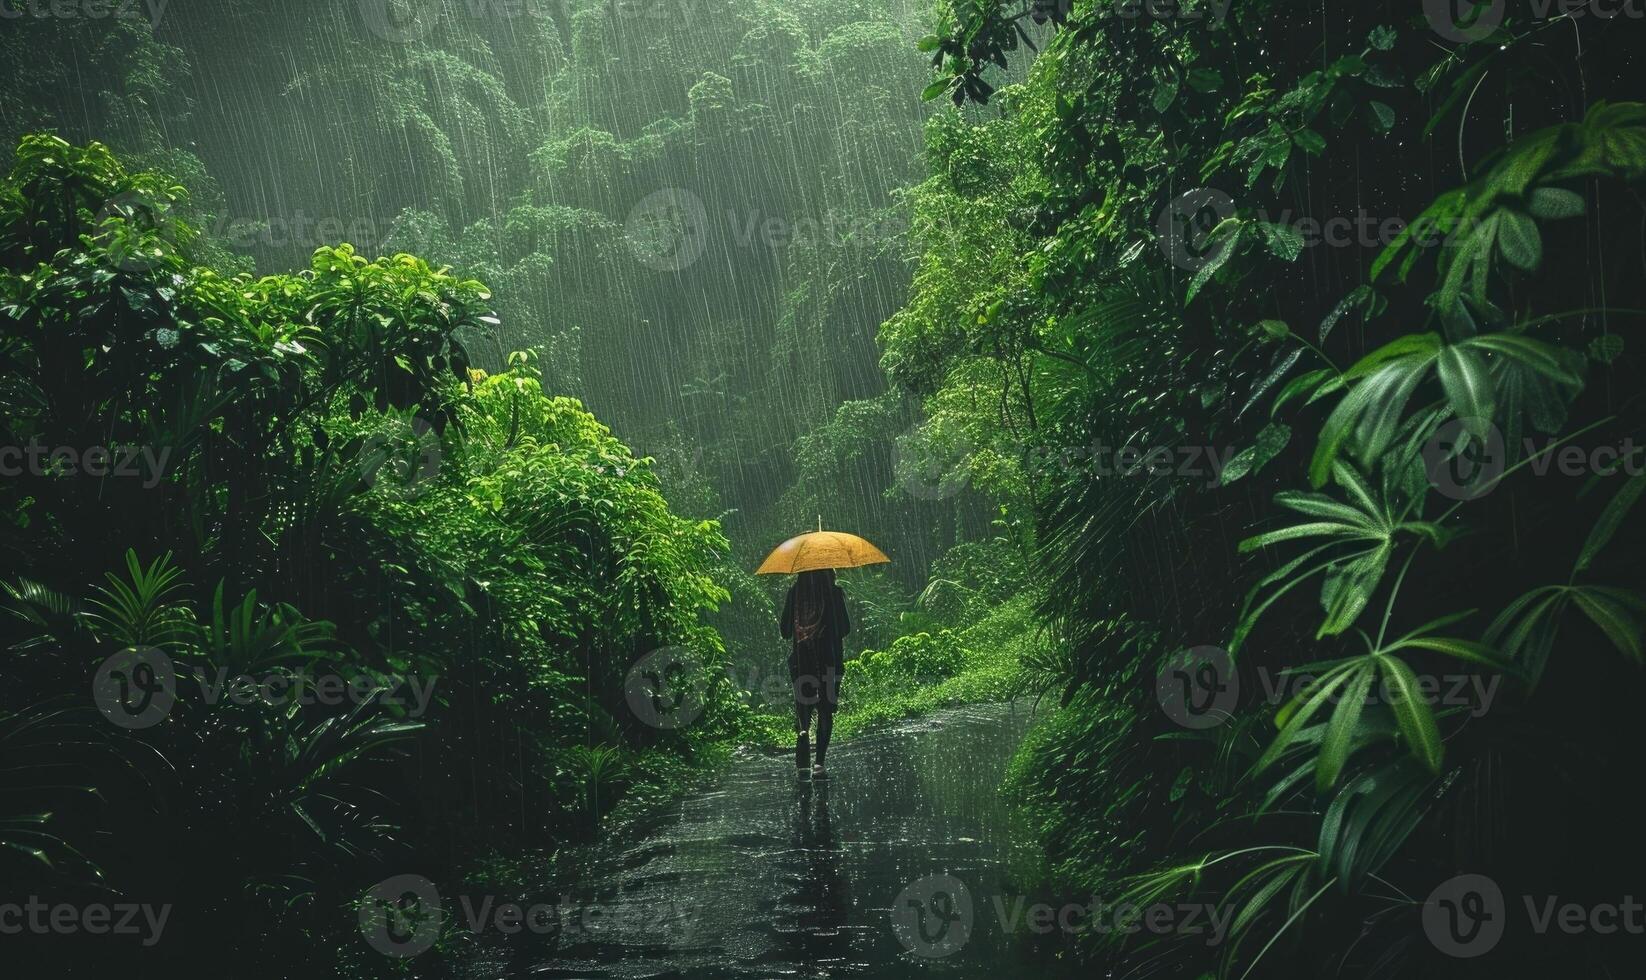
[906,4,1646,976]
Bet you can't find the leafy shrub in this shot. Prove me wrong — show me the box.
[850,629,967,685]
[903,4,1646,977]
[0,136,741,976]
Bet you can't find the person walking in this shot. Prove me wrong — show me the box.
[780,568,850,778]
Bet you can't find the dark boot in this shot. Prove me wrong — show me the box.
[795,732,810,771]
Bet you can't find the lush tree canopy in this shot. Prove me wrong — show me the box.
[898,2,1646,976]
[5,1,1646,977]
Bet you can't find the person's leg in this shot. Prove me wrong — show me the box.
[815,702,833,766]
[815,667,839,767]
[794,687,813,770]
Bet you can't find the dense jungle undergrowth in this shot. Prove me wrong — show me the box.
[0,130,1034,976]
[905,1,1646,977]
[1,1,1039,974]
[4,0,1646,978]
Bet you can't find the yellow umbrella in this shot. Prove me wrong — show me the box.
[755,518,890,575]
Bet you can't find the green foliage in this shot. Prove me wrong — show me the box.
[5,3,1643,976]
[1002,678,1155,892]
[0,137,741,975]
[832,593,1041,739]
[0,1,977,645]
[897,4,1646,976]
[850,629,967,684]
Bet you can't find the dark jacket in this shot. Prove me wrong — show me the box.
[780,583,850,679]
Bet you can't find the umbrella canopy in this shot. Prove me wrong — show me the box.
[755,526,890,575]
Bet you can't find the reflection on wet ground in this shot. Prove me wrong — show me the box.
[462,702,1082,979]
